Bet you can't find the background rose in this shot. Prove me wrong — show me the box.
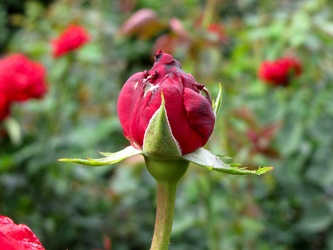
[0,54,47,122]
[0,215,44,250]
[51,24,90,58]
[258,57,302,86]
[0,54,47,102]
[117,51,215,154]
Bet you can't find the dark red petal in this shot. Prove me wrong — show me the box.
[117,72,147,148]
[183,87,215,144]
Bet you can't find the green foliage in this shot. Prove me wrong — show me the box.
[1,0,333,249]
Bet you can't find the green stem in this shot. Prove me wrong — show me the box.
[201,0,217,28]
[151,181,177,250]
[145,157,189,250]
[206,173,218,250]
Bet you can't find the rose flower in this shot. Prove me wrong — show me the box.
[0,54,47,121]
[258,57,302,86]
[117,50,215,154]
[51,24,90,58]
[0,215,45,250]
[0,54,47,102]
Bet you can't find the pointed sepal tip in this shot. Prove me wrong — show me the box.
[142,92,182,159]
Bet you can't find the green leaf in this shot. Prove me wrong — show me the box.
[216,154,232,160]
[58,146,142,167]
[230,163,242,167]
[4,117,21,146]
[78,43,103,63]
[316,19,333,37]
[182,148,273,175]
[143,92,182,158]
[212,82,223,116]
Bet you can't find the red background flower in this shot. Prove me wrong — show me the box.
[0,54,47,101]
[51,25,90,58]
[0,54,47,121]
[0,215,45,250]
[258,57,302,86]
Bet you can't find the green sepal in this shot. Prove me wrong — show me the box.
[142,92,182,159]
[58,146,142,167]
[212,82,223,116]
[182,147,273,175]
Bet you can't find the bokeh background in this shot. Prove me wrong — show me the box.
[1,0,333,249]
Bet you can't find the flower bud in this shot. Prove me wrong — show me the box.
[117,50,215,154]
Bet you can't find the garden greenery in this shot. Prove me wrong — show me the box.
[1,0,333,249]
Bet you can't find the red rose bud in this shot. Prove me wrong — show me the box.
[258,57,302,86]
[0,54,47,102]
[51,24,90,58]
[117,50,215,154]
[0,215,45,250]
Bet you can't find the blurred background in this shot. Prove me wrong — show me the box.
[1,0,333,249]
